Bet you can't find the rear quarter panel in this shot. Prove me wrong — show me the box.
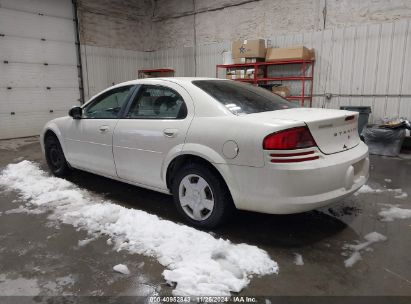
[184,116,302,167]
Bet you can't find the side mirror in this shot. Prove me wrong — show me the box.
[69,106,82,119]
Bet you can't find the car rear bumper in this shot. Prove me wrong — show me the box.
[220,142,369,214]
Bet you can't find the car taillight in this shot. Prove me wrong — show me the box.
[263,126,317,150]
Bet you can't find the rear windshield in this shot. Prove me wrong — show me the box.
[192,80,298,115]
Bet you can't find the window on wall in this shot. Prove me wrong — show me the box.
[126,85,187,119]
[83,86,133,119]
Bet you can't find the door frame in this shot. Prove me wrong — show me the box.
[112,80,195,189]
[80,84,140,118]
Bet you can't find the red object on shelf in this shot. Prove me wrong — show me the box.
[138,68,175,78]
[216,59,315,107]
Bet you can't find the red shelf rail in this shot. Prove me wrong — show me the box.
[216,59,315,107]
[138,68,175,78]
[139,68,175,73]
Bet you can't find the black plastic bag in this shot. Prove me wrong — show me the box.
[362,126,406,157]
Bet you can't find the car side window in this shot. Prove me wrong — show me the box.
[126,85,187,119]
[83,86,133,119]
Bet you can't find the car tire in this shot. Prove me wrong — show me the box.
[171,162,234,229]
[44,134,71,177]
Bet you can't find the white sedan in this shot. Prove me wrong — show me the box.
[41,77,369,228]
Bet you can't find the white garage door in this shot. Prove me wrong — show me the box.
[0,0,80,139]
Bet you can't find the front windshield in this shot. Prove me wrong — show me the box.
[192,80,298,115]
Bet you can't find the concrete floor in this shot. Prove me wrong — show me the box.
[0,137,410,297]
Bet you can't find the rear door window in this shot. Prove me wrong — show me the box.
[125,85,187,119]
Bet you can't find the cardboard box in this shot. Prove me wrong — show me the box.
[246,73,264,79]
[232,39,266,59]
[236,70,245,78]
[272,85,291,98]
[265,46,315,62]
[227,67,264,79]
[233,57,265,64]
[226,68,265,79]
[245,68,264,75]
[233,58,246,64]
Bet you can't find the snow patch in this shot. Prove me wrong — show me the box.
[0,161,278,296]
[394,192,408,199]
[78,238,95,247]
[354,184,408,198]
[364,232,387,243]
[5,206,43,215]
[293,253,304,266]
[354,185,383,195]
[387,188,403,194]
[113,264,130,275]
[344,251,362,268]
[379,207,411,222]
[342,232,387,267]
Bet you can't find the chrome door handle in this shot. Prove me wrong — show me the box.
[163,128,178,138]
[99,125,109,132]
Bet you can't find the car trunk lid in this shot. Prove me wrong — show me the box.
[246,108,361,154]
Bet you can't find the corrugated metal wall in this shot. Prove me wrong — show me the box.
[81,19,411,122]
[268,19,411,122]
[80,45,194,100]
[147,47,195,77]
[81,45,146,99]
[195,42,230,78]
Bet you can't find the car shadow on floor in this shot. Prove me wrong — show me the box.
[56,166,351,250]
[217,210,348,248]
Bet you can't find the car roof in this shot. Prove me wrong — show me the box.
[87,77,221,102]
[86,77,233,117]
[114,77,225,87]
